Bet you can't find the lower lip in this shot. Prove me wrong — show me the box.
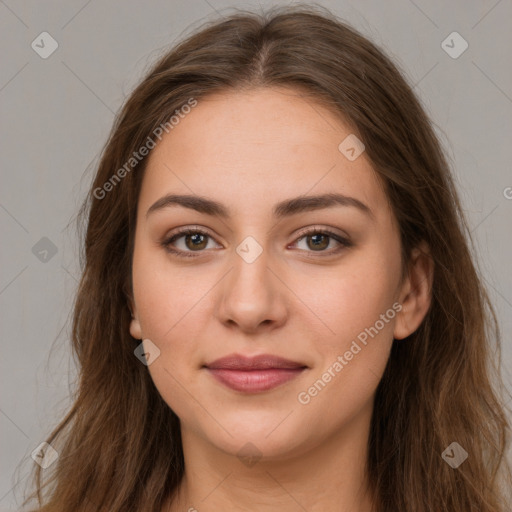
[206,368,306,392]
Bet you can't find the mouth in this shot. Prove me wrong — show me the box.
[203,353,308,393]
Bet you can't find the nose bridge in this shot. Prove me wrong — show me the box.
[230,234,274,303]
[215,233,287,330]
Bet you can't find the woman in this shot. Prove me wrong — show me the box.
[23,5,512,511]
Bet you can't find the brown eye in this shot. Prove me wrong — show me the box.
[162,228,218,258]
[305,233,330,251]
[183,232,208,250]
[162,226,352,259]
[293,228,352,255]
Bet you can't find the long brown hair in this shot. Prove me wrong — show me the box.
[22,5,512,511]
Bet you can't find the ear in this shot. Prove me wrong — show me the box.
[394,241,434,340]
[128,296,143,340]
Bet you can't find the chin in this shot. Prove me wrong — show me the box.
[193,412,312,461]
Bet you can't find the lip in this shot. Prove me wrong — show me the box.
[203,354,308,393]
[205,353,306,370]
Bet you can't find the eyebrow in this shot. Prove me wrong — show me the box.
[146,192,374,221]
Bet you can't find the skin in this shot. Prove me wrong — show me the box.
[129,87,433,511]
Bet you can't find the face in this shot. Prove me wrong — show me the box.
[129,87,428,460]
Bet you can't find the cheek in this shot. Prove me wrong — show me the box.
[132,253,204,412]
[301,253,400,413]
[295,269,397,425]
[131,243,202,338]
[310,252,400,343]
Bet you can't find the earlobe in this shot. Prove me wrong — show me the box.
[128,297,142,340]
[394,241,434,340]
[130,316,142,340]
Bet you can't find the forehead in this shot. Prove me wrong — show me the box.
[140,87,390,222]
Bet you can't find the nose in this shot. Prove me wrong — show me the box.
[214,245,288,334]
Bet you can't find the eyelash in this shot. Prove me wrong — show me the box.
[161,226,352,259]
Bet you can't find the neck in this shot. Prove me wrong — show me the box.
[166,399,377,511]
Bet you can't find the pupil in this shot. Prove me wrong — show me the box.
[310,234,327,250]
[188,233,206,249]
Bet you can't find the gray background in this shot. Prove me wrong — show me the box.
[1,0,511,510]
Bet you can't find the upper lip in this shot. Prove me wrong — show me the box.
[204,353,307,370]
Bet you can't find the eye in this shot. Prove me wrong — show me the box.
[290,227,352,256]
[161,226,352,258]
[162,227,220,258]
